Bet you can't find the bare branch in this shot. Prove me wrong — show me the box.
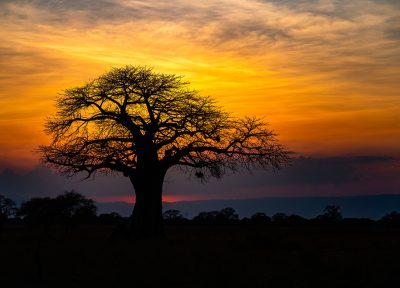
[39,65,290,180]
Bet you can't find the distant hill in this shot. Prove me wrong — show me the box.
[97,194,400,219]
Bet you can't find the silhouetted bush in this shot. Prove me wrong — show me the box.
[55,191,97,224]
[341,218,375,226]
[379,211,400,226]
[163,209,184,220]
[219,207,239,222]
[0,195,17,232]
[98,212,125,225]
[271,213,308,225]
[163,209,189,224]
[315,205,342,224]
[18,197,54,224]
[272,212,288,224]
[193,211,219,223]
[193,207,239,224]
[286,214,308,225]
[0,195,17,218]
[18,191,97,226]
[248,212,271,224]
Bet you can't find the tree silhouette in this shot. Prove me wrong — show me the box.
[272,212,289,224]
[39,65,290,238]
[317,205,342,223]
[54,190,97,224]
[18,191,97,226]
[219,207,239,222]
[380,211,400,226]
[0,195,16,232]
[250,212,271,224]
[0,195,16,219]
[98,212,124,224]
[163,209,184,221]
[18,197,54,224]
[192,211,215,223]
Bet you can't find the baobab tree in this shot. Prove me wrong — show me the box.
[39,65,290,238]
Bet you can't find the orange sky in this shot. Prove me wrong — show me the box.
[1,0,399,172]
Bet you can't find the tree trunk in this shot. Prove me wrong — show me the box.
[129,170,165,239]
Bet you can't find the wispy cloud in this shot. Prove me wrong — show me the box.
[0,0,399,170]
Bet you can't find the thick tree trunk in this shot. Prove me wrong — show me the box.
[129,170,165,239]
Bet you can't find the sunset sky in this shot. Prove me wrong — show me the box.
[0,0,399,202]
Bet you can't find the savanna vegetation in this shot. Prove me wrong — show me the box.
[1,192,400,287]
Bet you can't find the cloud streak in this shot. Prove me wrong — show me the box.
[0,0,399,170]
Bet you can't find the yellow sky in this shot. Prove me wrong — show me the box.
[0,0,399,171]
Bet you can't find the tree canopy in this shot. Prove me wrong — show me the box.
[18,191,97,224]
[39,65,290,237]
[0,195,16,219]
[39,65,289,179]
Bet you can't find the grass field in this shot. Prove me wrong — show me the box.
[1,224,400,287]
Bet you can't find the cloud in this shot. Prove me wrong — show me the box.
[2,0,399,79]
[0,46,67,83]
[0,1,393,42]
[0,0,400,168]
[2,0,397,80]
[1,0,400,89]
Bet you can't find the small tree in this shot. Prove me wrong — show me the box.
[39,65,290,238]
[250,212,271,224]
[0,195,16,231]
[162,209,184,221]
[317,205,342,222]
[380,211,400,226]
[18,191,97,225]
[219,207,239,221]
[54,190,97,223]
[192,211,220,224]
[98,212,124,224]
[18,197,54,224]
[0,195,16,219]
[163,209,187,224]
[272,212,288,224]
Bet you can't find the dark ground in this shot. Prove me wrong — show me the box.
[1,224,400,288]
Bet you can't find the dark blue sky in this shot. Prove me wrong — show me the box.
[1,156,399,204]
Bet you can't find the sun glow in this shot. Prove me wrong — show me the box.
[1,0,400,171]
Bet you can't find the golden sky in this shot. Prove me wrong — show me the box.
[1,0,399,171]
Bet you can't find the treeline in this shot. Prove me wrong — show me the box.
[0,191,100,231]
[1,192,400,229]
[163,205,400,227]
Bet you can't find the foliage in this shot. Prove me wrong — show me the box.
[317,205,342,222]
[380,211,400,226]
[39,65,290,179]
[249,212,272,224]
[163,209,184,220]
[37,65,290,237]
[18,191,97,224]
[0,195,17,219]
[193,207,239,224]
[98,212,125,224]
[219,207,239,221]
[272,212,288,223]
